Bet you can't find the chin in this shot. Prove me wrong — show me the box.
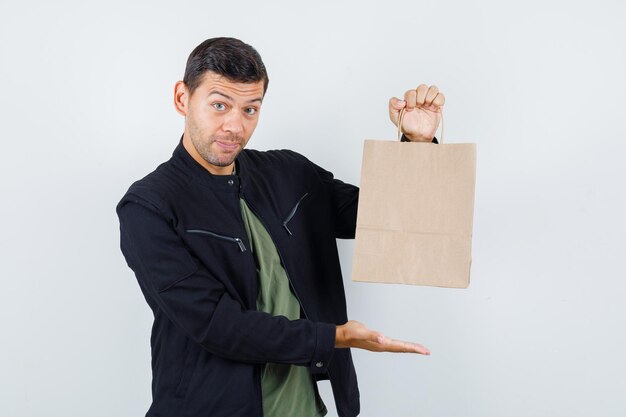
[204,154,238,168]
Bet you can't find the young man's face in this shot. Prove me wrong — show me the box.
[178,71,265,174]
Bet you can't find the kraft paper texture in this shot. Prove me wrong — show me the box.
[352,140,477,288]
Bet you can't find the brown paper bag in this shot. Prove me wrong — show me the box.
[352,111,476,288]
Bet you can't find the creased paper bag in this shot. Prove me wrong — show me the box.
[352,123,476,288]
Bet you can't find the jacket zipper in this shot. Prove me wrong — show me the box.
[242,195,333,413]
[186,229,247,252]
[241,196,310,319]
[242,196,311,417]
[282,192,309,236]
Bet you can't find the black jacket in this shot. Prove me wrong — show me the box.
[117,141,360,417]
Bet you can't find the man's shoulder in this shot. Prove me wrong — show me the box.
[118,157,192,213]
[241,148,313,173]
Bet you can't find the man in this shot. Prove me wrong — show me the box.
[117,37,444,417]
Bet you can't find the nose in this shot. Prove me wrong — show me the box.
[222,110,244,135]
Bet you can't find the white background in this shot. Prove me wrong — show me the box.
[1,1,625,416]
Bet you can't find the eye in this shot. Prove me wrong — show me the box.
[245,107,258,115]
[212,103,226,111]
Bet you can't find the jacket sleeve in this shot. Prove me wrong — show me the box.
[307,162,359,239]
[401,134,439,143]
[117,197,336,374]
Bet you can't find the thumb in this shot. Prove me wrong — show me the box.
[388,97,406,124]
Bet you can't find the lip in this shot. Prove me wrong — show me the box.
[215,141,240,151]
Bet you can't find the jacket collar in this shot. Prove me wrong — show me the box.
[171,136,243,193]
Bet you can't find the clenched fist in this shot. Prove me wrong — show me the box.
[389,84,445,142]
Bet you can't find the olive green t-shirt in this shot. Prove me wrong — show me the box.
[240,198,327,417]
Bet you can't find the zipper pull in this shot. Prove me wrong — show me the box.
[234,238,247,252]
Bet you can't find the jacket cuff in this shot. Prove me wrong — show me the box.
[309,322,336,374]
[401,134,438,144]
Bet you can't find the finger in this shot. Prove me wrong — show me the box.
[384,338,431,355]
[432,91,445,107]
[415,84,429,107]
[409,342,431,355]
[424,85,439,106]
[389,97,406,111]
[404,89,417,111]
[388,97,406,125]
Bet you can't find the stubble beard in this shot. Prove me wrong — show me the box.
[189,129,245,168]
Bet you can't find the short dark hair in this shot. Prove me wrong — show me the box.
[183,37,269,96]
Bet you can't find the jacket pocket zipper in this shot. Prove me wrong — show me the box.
[283,193,309,236]
[186,229,247,252]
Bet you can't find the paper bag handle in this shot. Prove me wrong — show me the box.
[397,107,445,143]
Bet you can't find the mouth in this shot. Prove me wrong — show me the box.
[215,140,241,151]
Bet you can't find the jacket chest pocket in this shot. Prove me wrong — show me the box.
[186,229,247,252]
[184,227,258,308]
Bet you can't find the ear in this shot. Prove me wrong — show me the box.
[174,81,189,116]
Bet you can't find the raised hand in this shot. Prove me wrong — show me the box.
[389,84,445,142]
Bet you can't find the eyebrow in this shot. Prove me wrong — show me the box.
[207,89,263,104]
